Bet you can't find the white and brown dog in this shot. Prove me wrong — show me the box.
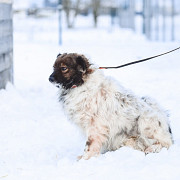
[49,53,173,160]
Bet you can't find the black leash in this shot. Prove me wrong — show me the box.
[99,46,180,69]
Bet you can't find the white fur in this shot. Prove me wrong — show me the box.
[59,68,173,160]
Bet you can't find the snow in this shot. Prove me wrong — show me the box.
[0,11,180,179]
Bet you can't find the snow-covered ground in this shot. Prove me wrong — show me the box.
[0,12,180,179]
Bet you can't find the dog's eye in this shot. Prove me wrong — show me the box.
[61,67,68,72]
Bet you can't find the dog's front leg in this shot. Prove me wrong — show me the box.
[78,136,102,160]
[78,126,108,160]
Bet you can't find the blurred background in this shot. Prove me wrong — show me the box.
[0,0,180,89]
[13,0,180,41]
[0,0,180,88]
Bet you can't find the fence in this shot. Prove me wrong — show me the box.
[143,0,175,41]
[0,0,13,89]
[117,0,176,41]
[118,0,135,30]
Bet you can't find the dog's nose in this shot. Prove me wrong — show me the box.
[49,75,55,82]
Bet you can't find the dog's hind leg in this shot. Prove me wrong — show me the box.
[145,128,173,153]
[144,142,162,154]
[123,135,167,154]
[138,113,173,154]
[123,136,155,152]
[123,137,141,151]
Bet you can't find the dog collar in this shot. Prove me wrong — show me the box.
[71,85,77,89]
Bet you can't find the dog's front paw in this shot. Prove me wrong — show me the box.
[77,151,100,160]
[77,155,83,161]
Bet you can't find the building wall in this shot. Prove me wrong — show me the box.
[0,1,13,89]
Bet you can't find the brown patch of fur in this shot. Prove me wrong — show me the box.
[101,88,107,100]
[86,139,94,147]
[123,136,142,151]
[149,135,154,139]
[90,118,95,125]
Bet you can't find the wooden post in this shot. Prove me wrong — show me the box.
[155,0,159,41]
[162,0,166,41]
[119,0,135,30]
[58,0,62,45]
[0,0,13,89]
[143,0,152,39]
[129,0,135,30]
[142,0,145,34]
[171,0,175,41]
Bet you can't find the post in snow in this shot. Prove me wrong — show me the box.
[58,0,62,45]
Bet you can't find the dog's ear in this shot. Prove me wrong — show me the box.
[76,56,87,72]
[57,53,62,58]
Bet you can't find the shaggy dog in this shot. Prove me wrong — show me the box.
[49,53,173,160]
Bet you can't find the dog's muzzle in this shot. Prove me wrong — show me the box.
[49,74,55,83]
[49,73,61,88]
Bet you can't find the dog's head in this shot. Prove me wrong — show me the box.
[49,53,92,89]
